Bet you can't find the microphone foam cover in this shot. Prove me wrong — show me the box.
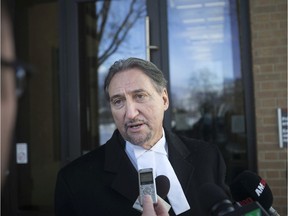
[229,170,273,211]
[155,175,170,199]
[199,183,233,215]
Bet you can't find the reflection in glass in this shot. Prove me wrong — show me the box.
[78,0,146,152]
[167,0,248,182]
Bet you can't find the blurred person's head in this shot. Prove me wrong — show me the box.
[1,0,17,186]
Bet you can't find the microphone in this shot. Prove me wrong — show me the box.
[199,183,270,216]
[229,170,280,216]
[155,175,170,199]
[199,183,235,216]
[133,175,171,212]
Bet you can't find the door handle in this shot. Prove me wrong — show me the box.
[145,16,159,61]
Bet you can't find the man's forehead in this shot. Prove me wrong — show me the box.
[110,70,151,88]
[109,88,147,99]
[112,68,147,79]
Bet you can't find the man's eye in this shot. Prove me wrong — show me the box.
[111,99,124,108]
[137,94,144,99]
[135,93,147,102]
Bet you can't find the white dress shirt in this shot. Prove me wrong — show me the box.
[125,129,190,215]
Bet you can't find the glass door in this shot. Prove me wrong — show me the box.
[3,1,255,216]
[60,0,255,184]
[59,0,167,160]
[77,0,147,153]
[166,0,254,183]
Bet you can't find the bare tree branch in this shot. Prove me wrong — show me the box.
[97,1,111,44]
[97,0,145,65]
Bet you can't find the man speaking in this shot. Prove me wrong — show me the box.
[55,58,229,215]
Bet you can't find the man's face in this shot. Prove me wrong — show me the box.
[108,68,169,149]
[1,10,17,185]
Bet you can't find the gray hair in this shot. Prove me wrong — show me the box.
[104,57,168,100]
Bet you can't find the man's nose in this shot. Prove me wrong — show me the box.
[125,100,139,119]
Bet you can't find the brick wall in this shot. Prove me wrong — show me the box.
[249,0,287,215]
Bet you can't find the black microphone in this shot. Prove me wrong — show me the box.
[199,183,270,216]
[199,183,235,216]
[230,170,280,216]
[155,175,170,199]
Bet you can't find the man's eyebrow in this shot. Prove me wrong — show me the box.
[133,89,146,94]
[109,89,148,101]
[110,94,124,102]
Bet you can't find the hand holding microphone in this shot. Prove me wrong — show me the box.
[141,195,169,216]
[135,174,171,215]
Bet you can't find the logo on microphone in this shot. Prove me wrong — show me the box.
[238,197,254,206]
[255,179,266,197]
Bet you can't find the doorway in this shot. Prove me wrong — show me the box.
[4,1,256,215]
[61,0,254,184]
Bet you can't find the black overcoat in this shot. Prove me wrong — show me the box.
[55,129,229,216]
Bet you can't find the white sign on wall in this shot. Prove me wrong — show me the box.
[277,108,287,148]
[16,143,28,164]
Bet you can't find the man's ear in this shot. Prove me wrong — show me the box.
[162,89,169,111]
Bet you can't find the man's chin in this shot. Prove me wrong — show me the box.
[128,139,145,147]
[126,135,148,147]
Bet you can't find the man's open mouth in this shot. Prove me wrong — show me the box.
[126,121,145,130]
[129,123,143,128]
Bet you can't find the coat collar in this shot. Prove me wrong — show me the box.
[165,130,195,191]
[104,130,139,202]
[103,129,195,202]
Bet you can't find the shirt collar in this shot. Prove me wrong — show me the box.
[125,128,167,165]
[150,129,167,156]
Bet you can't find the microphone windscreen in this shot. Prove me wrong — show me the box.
[199,183,234,215]
[229,170,273,211]
[155,175,170,199]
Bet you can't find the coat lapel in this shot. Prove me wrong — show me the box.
[104,130,139,202]
[103,129,195,203]
[165,130,195,191]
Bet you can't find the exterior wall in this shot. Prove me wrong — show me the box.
[249,0,287,215]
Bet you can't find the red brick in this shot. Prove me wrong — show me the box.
[256,30,285,39]
[250,1,287,215]
[277,100,288,108]
[252,13,271,22]
[258,64,275,73]
[279,170,287,178]
[260,81,285,90]
[256,108,279,116]
[264,152,279,160]
[256,73,282,81]
[276,3,288,11]
[254,56,282,64]
[275,63,287,72]
[263,134,278,143]
[257,144,282,151]
[263,115,277,124]
[279,21,287,29]
[258,161,286,170]
[266,170,280,178]
[279,152,287,160]
[256,91,287,98]
[253,22,281,31]
[271,12,287,21]
[260,99,277,108]
[252,0,284,6]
